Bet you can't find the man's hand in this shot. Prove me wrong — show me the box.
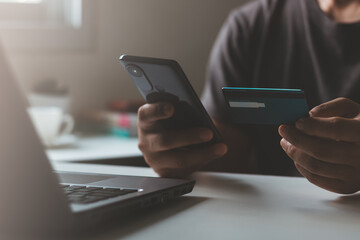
[278,98,360,194]
[137,102,228,178]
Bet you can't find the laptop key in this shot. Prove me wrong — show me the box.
[63,184,140,204]
[67,186,86,190]
[98,188,122,193]
[83,196,108,202]
[94,190,120,194]
[68,192,87,197]
[86,187,103,191]
[79,198,103,204]
[76,188,97,193]
[88,192,118,198]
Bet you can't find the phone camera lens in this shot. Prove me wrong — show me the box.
[127,65,143,78]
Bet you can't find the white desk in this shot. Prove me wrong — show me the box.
[47,135,141,162]
[54,162,360,240]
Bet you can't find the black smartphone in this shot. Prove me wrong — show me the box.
[119,54,222,145]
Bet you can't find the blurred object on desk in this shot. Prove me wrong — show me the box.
[28,106,75,147]
[79,99,144,138]
[27,79,78,148]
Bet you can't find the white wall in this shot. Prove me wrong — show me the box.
[6,0,249,114]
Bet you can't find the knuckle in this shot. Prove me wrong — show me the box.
[145,134,161,152]
[156,134,170,149]
[286,144,297,159]
[137,120,147,131]
[290,134,300,146]
[329,117,343,127]
[329,117,344,139]
[316,104,328,113]
[301,118,312,130]
[307,160,321,173]
[311,148,328,160]
[137,105,147,121]
[148,138,157,152]
[150,134,172,152]
[328,117,344,139]
[138,141,149,153]
[156,103,165,116]
[138,103,163,122]
[143,155,153,167]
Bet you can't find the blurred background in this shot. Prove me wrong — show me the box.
[1,0,249,147]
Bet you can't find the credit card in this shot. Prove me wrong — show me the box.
[222,87,309,125]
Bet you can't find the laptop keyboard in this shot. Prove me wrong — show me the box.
[60,184,139,204]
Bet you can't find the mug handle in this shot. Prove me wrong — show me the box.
[59,114,74,136]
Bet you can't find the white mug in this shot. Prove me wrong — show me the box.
[27,107,74,147]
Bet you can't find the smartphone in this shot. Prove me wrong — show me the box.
[222,87,309,125]
[119,54,222,145]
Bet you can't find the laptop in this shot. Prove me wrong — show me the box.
[0,42,195,237]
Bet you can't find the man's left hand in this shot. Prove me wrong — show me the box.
[279,97,360,194]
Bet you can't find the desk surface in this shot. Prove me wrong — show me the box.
[54,163,360,240]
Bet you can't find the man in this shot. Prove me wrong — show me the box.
[136,0,360,194]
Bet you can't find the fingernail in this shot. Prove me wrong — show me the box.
[296,118,304,130]
[213,144,228,157]
[200,130,213,141]
[162,104,172,116]
[279,125,288,137]
[309,106,320,116]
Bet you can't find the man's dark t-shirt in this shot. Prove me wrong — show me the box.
[202,0,360,176]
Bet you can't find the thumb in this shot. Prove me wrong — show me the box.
[310,97,360,118]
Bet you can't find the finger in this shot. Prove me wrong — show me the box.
[295,117,360,142]
[294,163,357,194]
[310,98,360,118]
[280,139,352,180]
[137,102,174,131]
[279,125,355,165]
[147,143,228,171]
[144,128,214,152]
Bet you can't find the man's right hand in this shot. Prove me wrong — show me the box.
[137,102,228,178]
